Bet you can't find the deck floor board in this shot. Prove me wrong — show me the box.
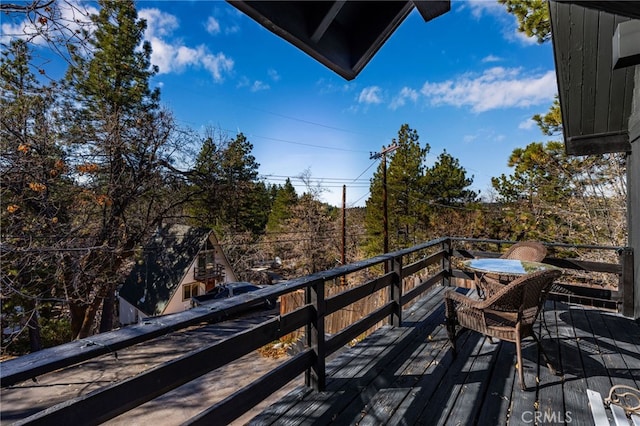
[535,303,567,424]
[271,291,445,426]
[251,285,640,426]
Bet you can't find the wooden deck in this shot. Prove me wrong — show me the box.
[251,285,640,425]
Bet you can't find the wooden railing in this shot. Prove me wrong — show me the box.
[0,238,632,425]
[193,263,224,281]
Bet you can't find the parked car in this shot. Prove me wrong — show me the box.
[191,282,276,309]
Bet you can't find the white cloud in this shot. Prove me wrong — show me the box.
[464,1,505,19]
[175,45,201,66]
[389,87,418,110]
[511,27,539,45]
[358,86,383,105]
[519,118,536,130]
[461,2,537,46]
[482,55,502,63]
[235,77,270,92]
[146,37,177,71]
[462,129,505,144]
[251,80,270,92]
[236,76,250,88]
[225,25,240,35]
[268,68,280,82]
[206,16,221,35]
[2,0,97,47]
[316,78,353,95]
[1,20,41,46]
[201,52,234,81]
[139,8,179,38]
[140,8,234,82]
[420,67,557,112]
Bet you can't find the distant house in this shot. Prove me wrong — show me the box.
[118,224,237,325]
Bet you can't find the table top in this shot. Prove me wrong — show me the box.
[463,258,562,276]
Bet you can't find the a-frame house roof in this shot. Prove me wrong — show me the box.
[119,224,212,316]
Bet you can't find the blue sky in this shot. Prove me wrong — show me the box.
[2,1,558,207]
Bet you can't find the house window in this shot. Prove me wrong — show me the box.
[197,250,215,270]
[183,283,200,301]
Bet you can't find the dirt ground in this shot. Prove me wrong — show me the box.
[0,311,302,425]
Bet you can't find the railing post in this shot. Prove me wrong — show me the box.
[390,255,403,327]
[619,247,634,317]
[442,239,452,287]
[305,279,326,391]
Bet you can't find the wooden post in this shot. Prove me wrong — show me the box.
[382,151,388,273]
[442,239,451,287]
[628,67,640,319]
[390,255,403,327]
[305,279,326,390]
[619,247,635,318]
[341,185,346,285]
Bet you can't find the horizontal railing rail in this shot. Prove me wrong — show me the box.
[193,264,224,281]
[2,236,632,426]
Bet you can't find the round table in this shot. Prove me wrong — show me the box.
[463,258,562,276]
[463,258,563,299]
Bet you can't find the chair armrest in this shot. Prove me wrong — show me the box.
[444,288,495,311]
[480,276,505,299]
[444,289,477,306]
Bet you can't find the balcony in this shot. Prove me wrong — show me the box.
[193,262,225,282]
[1,238,637,425]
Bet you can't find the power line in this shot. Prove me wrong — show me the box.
[240,131,368,153]
[238,105,373,137]
[167,81,384,139]
[351,159,378,183]
[262,174,369,183]
[348,191,371,207]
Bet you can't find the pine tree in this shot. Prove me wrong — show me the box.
[1,40,72,352]
[59,0,182,338]
[499,0,550,43]
[219,133,261,232]
[424,150,477,206]
[243,180,271,234]
[190,131,265,234]
[262,179,299,266]
[364,124,430,255]
[491,141,625,245]
[190,134,225,228]
[266,178,298,232]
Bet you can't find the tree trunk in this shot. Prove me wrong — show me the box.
[69,302,86,339]
[27,307,42,352]
[70,299,101,339]
[77,301,100,339]
[99,287,115,333]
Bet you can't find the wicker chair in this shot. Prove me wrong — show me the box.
[445,269,562,390]
[478,241,548,299]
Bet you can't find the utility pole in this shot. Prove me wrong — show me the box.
[370,144,398,272]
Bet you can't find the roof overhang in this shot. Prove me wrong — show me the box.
[549,1,638,156]
[556,1,640,20]
[226,1,450,81]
